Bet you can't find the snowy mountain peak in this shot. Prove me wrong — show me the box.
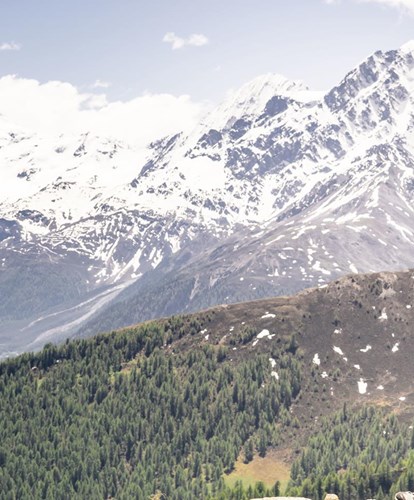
[198,73,309,131]
[400,40,414,54]
[324,43,414,119]
[235,72,308,98]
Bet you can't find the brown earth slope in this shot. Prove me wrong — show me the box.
[152,269,414,436]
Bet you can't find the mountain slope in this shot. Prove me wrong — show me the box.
[1,270,414,499]
[2,42,414,354]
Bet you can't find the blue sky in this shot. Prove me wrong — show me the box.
[0,0,413,100]
[0,0,413,145]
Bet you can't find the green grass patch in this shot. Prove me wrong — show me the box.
[225,452,290,492]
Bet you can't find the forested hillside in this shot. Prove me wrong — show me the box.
[0,315,300,499]
[287,406,414,499]
[1,270,414,499]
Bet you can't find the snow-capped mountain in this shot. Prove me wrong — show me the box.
[2,42,414,356]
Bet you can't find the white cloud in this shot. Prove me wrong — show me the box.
[0,75,210,146]
[0,41,21,51]
[187,33,209,47]
[325,0,414,14]
[359,0,414,15]
[162,32,209,50]
[163,32,186,50]
[91,79,111,89]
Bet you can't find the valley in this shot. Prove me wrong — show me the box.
[2,43,414,355]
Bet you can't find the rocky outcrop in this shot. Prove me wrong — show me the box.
[395,493,414,500]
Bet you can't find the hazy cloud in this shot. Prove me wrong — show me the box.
[162,32,209,50]
[0,75,209,146]
[324,0,414,14]
[92,79,111,89]
[0,42,21,51]
[359,0,414,15]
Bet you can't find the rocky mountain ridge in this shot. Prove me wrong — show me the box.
[2,42,414,354]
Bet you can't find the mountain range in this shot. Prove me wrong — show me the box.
[2,41,414,356]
